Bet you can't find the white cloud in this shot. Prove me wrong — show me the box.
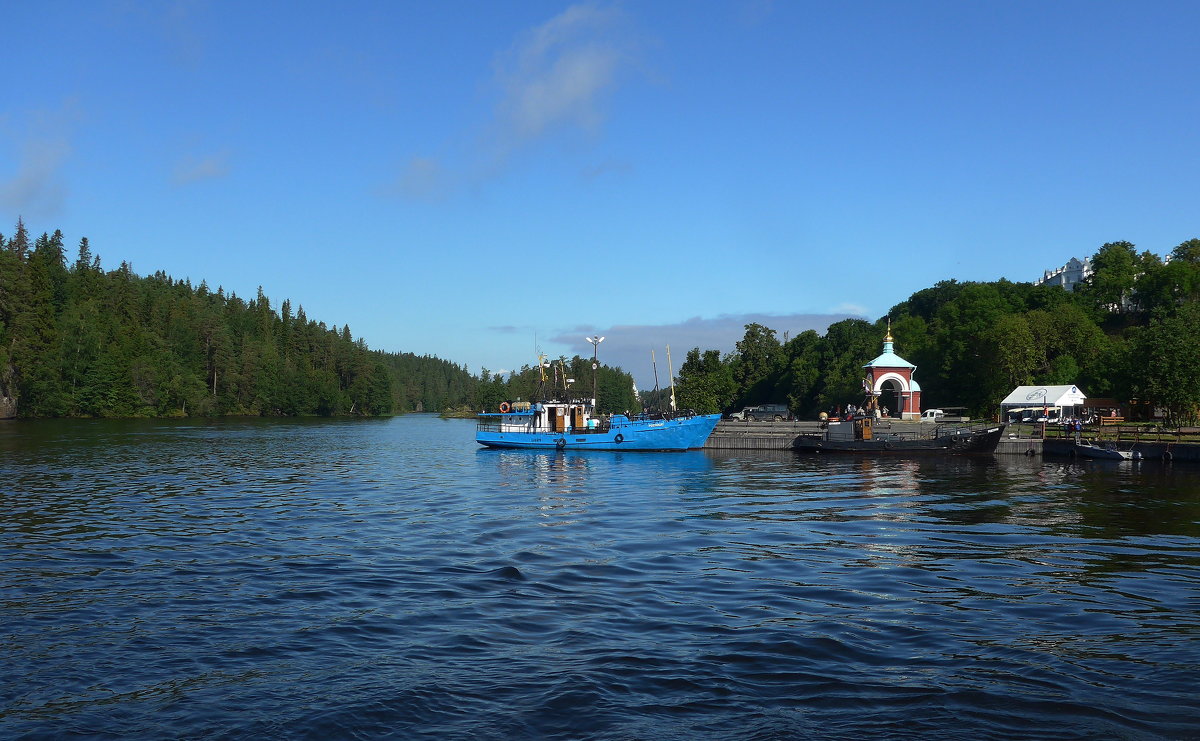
[831,302,869,316]
[0,104,77,218]
[581,157,633,180]
[0,136,70,218]
[738,0,777,26]
[387,156,453,201]
[495,4,626,143]
[171,150,231,185]
[112,0,210,67]
[388,3,636,200]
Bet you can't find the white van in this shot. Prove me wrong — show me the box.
[922,408,970,422]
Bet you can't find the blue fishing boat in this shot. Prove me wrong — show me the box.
[478,346,719,451]
[476,400,720,451]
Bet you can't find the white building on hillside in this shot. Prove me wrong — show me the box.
[1035,257,1092,292]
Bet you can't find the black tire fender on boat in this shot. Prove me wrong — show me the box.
[614,433,624,444]
[1163,450,1173,462]
[555,438,566,449]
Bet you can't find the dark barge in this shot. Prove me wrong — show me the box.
[794,416,1006,454]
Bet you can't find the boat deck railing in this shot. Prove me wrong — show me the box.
[1040,423,1200,446]
[476,419,613,435]
[477,408,707,435]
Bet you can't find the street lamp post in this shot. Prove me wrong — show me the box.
[586,336,605,405]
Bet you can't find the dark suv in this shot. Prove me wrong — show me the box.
[728,403,791,421]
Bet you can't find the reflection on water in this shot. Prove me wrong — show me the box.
[2,416,1198,739]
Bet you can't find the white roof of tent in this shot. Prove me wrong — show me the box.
[1000,385,1087,407]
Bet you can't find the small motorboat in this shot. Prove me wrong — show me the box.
[1074,441,1142,460]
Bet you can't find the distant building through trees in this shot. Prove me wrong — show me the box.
[1035,257,1092,292]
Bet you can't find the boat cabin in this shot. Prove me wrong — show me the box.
[480,400,615,435]
[824,416,874,442]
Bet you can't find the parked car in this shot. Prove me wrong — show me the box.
[728,403,792,421]
[922,408,971,422]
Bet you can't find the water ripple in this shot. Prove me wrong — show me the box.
[2,417,1198,739]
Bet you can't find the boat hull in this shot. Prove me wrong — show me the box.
[476,413,721,451]
[795,424,1006,454]
[1075,443,1139,460]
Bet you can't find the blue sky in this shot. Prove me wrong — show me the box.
[3,1,1198,388]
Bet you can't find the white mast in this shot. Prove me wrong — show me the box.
[586,335,605,406]
[666,344,677,412]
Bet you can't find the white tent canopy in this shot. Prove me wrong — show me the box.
[1000,385,1087,417]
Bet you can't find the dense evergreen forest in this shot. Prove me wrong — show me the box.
[0,219,475,418]
[675,238,1200,426]
[0,220,643,419]
[374,350,474,414]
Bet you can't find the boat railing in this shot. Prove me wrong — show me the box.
[476,419,504,433]
[629,409,702,422]
[1042,422,1200,446]
[476,417,614,435]
[476,406,708,435]
[871,429,941,442]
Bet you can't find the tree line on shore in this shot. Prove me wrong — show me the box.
[0,220,459,418]
[0,219,640,419]
[675,238,1200,426]
[3,220,1196,424]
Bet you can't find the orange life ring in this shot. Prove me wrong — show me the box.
[499,402,511,413]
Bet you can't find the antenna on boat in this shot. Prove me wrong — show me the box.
[555,357,571,400]
[534,352,549,400]
[666,344,677,412]
[651,349,660,395]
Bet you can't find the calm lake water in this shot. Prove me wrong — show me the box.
[2,415,1198,740]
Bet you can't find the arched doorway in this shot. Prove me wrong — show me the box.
[878,379,902,418]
